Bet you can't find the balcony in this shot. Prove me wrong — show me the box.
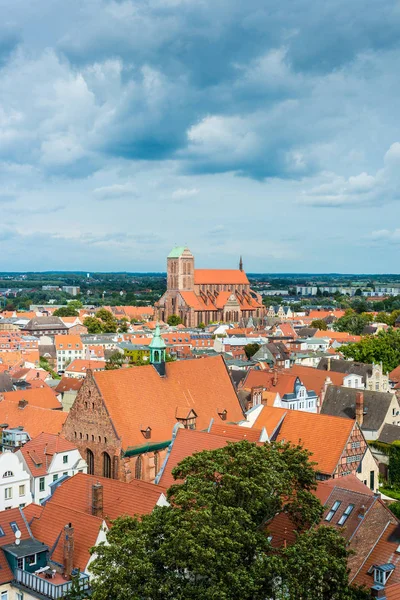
[14,568,90,599]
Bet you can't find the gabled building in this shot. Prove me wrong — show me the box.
[54,335,84,372]
[62,345,244,483]
[155,247,264,327]
[22,316,68,337]
[0,452,32,511]
[318,358,390,392]
[17,433,87,504]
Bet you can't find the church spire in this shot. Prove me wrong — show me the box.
[239,255,243,272]
[149,324,167,376]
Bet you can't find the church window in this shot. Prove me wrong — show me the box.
[154,451,159,476]
[87,449,94,475]
[135,456,143,480]
[102,452,112,478]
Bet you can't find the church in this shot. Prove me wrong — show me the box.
[155,246,264,327]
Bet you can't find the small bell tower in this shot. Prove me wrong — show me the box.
[239,256,243,272]
[149,324,167,376]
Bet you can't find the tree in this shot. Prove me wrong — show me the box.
[90,441,367,600]
[96,308,118,333]
[198,322,206,330]
[105,352,124,370]
[53,306,79,317]
[63,571,90,599]
[244,342,261,359]
[311,319,328,330]
[167,314,183,326]
[340,328,400,372]
[333,313,370,335]
[118,318,130,333]
[354,288,362,296]
[83,317,103,334]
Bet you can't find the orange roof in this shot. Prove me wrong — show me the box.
[314,330,361,343]
[288,365,345,395]
[55,376,83,393]
[91,356,244,449]
[22,349,40,364]
[308,310,345,320]
[242,370,299,398]
[353,521,400,588]
[158,428,239,489]
[2,387,61,410]
[194,269,249,285]
[15,311,37,320]
[114,306,154,319]
[54,334,83,350]
[209,422,264,441]
[0,400,67,437]
[20,433,77,476]
[180,291,216,311]
[276,411,355,476]
[65,359,106,373]
[252,406,288,437]
[30,502,103,572]
[0,351,24,369]
[60,317,80,324]
[23,503,44,523]
[49,472,166,523]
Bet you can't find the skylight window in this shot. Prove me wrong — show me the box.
[325,500,341,522]
[338,504,355,526]
[0,527,5,537]
[10,522,19,534]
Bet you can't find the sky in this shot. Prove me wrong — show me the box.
[1,0,400,273]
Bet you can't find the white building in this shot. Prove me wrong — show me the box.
[17,433,87,504]
[54,334,84,372]
[0,452,32,511]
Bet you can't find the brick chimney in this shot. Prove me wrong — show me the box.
[356,391,364,427]
[251,386,263,407]
[18,399,28,409]
[273,370,278,386]
[63,523,74,579]
[92,482,103,518]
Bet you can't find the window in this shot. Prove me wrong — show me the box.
[2,471,13,478]
[325,500,341,522]
[17,556,23,569]
[39,477,45,492]
[10,522,19,533]
[25,554,36,566]
[338,504,355,526]
[0,527,5,537]
[19,485,25,497]
[16,593,23,600]
[19,504,25,508]
[63,455,68,464]
[135,456,143,480]
[87,449,94,475]
[103,452,112,478]
[4,488,12,500]
[53,474,58,482]
[351,441,361,449]
[63,472,68,477]
[374,569,386,585]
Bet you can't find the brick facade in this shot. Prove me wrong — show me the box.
[62,370,167,483]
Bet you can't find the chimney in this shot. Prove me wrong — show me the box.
[356,391,364,427]
[92,482,103,518]
[358,504,366,518]
[63,523,74,579]
[273,370,278,386]
[327,357,331,371]
[371,586,387,599]
[18,399,28,410]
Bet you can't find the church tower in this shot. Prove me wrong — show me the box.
[239,256,243,272]
[167,247,195,292]
[150,324,167,376]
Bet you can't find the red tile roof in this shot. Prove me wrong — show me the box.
[194,269,249,285]
[20,433,78,476]
[252,406,288,437]
[92,356,244,449]
[241,370,299,398]
[54,334,83,351]
[65,359,106,373]
[49,472,166,523]
[55,376,83,393]
[2,387,61,410]
[0,400,67,437]
[288,365,345,396]
[30,502,103,572]
[23,503,44,523]
[209,422,264,442]
[276,411,355,476]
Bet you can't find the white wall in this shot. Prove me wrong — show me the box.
[0,453,32,511]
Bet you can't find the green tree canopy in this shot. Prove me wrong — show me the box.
[244,342,261,359]
[333,313,370,335]
[83,316,103,334]
[311,319,328,330]
[53,305,79,317]
[167,314,183,326]
[90,441,368,600]
[340,328,400,372]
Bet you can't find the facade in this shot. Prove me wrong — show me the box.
[54,335,84,372]
[0,453,32,511]
[155,247,264,327]
[22,317,68,336]
[62,332,244,483]
[17,433,87,504]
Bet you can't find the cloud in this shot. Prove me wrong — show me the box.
[171,188,199,199]
[300,143,400,207]
[93,183,138,200]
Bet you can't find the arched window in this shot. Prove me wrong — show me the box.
[87,449,94,475]
[154,452,159,477]
[2,471,13,478]
[86,434,89,441]
[91,435,95,441]
[135,456,143,480]
[98,436,101,443]
[102,452,112,478]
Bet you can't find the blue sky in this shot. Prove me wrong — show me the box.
[1,0,400,273]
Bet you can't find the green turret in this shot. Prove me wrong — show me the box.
[149,325,166,374]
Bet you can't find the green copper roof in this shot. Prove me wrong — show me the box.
[168,246,186,258]
[149,324,167,349]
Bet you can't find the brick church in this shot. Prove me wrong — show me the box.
[155,246,264,327]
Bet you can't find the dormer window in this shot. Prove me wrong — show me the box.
[176,408,197,430]
[218,409,227,421]
[338,503,355,526]
[373,564,395,586]
[325,500,341,522]
[2,471,13,478]
[141,427,152,440]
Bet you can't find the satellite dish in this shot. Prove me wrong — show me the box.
[15,538,20,546]
[15,530,21,539]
